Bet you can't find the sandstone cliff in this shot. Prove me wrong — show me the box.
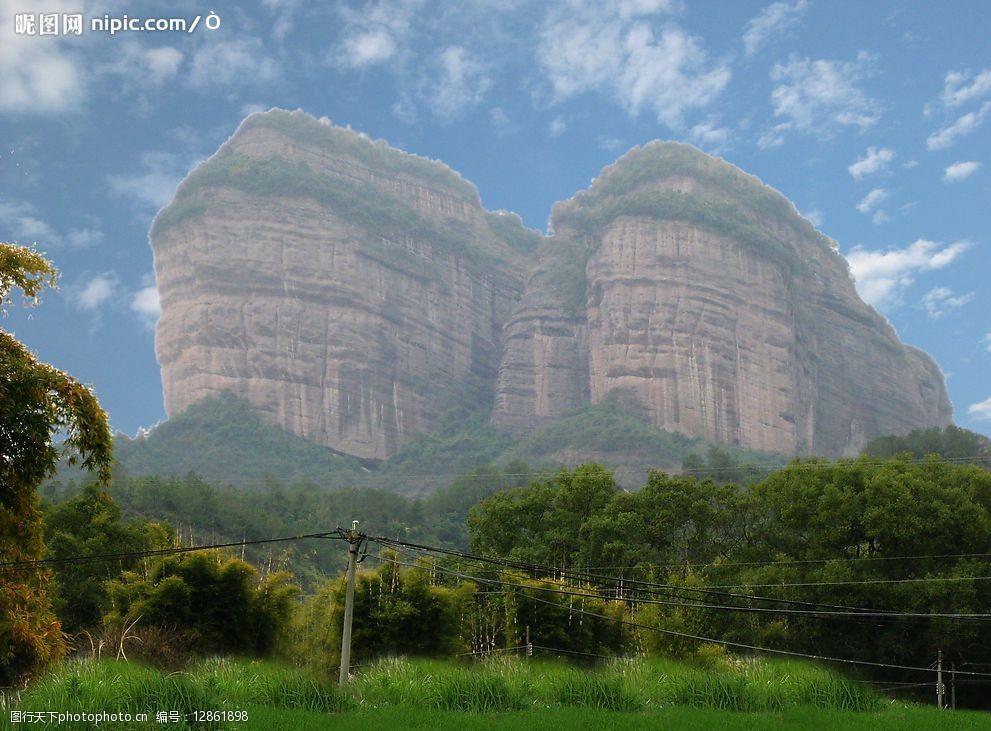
[492,142,952,456]
[153,116,952,463]
[152,109,539,460]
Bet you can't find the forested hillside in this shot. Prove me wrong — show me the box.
[106,392,778,492]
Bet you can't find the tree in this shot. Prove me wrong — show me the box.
[468,465,618,566]
[0,243,112,684]
[44,485,169,633]
[104,552,299,660]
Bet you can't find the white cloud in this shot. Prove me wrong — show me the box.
[96,42,184,100]
[944,161,981,182]
[131,280,161,330]
[757,122,790,149]
[188,39,278,88]
[107,152,201,211]
[64,229,104,248]
[490,107,515,135]
[74,272,120,312]
[0,201,102,249]
[968,397,991,422]
[141,46,184,83]
[926,102,990,150]
[241,103,270,117]
[871,209,888,225]
[769,53,880,139]
[598,136,626,153]
[984,333,991,353]
[0,0,84,113]
[921,287,975,318]
[537,3,730,129]
[801,208,823,228]
[845,238,972,310]
[549,116,567,137]
[333,0,419,69]
[425,46,491,121]
[0,201,59,244]
[848,146,895,179]
[262,0,302,42]
[856,188,887,213]
[941,68,991,108]
[342,29,398,67]
[688,117,731,152]
[742,0,809,56]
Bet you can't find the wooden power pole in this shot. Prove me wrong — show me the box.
[339,520,361,685]
[937,649,944,709]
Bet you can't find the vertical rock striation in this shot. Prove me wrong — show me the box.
[153,118,952,462]
[492,142,952,456]
[152,109,538,460]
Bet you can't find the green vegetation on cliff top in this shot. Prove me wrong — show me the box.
[564,141,834,251]
[150,109,541,262]
[240,108,479,200]
[530,142,849,317]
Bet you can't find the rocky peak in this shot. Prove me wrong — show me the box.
[152,109,539,461]
[153,121,952,463]
[492,141,951,456]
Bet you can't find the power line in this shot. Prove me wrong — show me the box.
[363,546,991,679]
[369,536,969,619]
[702,575,991,589]
[581,551,991,572]
[367,547,991,625]
[0,529,348,572]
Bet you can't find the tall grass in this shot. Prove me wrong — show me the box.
[5,658,346,730]
[7,659,218,730]
[4,655,884,729]
[349,656,883,713]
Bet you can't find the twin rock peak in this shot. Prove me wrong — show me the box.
[151,108,951,462]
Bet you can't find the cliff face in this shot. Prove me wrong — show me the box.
[152,110,538,460]
[492,143,952,456]
[154,118,952,462]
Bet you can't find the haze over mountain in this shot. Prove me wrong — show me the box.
[150,109,952,464]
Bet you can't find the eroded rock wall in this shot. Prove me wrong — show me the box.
[492,142,952,456]
[153,111,531,460]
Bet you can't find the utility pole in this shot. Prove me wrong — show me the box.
[526,625,532,657]
[951,663,956,710]
[937,649,944,709]
[339,520,361,685]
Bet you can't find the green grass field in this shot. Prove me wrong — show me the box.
[2,656,983,730]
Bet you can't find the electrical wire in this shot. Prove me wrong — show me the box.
[701,575,991,589]
[0,528,349,572]
[370,535,991,621]
[581,551,991,571]
[363,547,991,679]
[365,549,991,626]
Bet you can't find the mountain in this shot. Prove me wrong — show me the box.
[151,109,952,465]
[493,142,952,456]
[152,109,539,461]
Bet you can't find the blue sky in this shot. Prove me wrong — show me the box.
[1,0,989,439]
